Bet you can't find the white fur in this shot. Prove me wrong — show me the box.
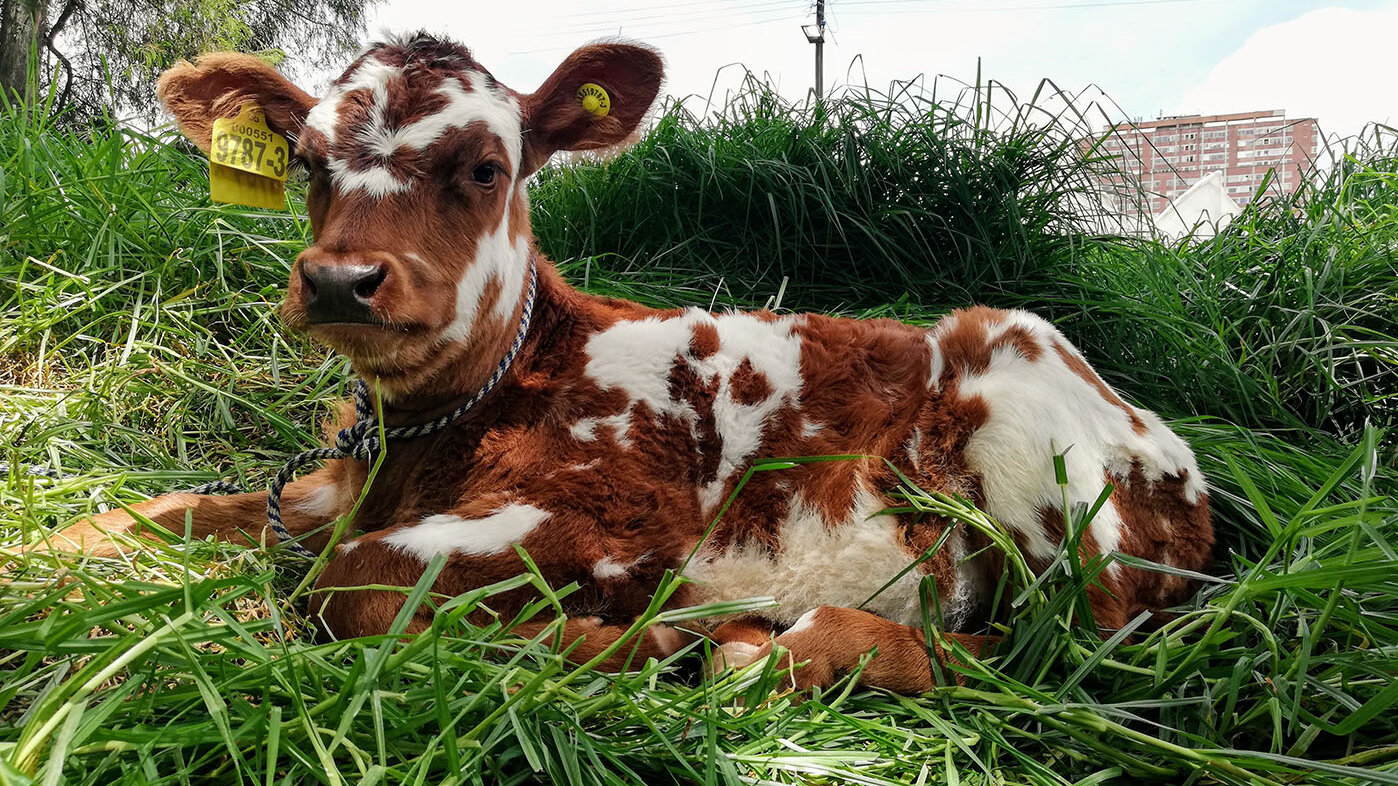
[904,427,924,472]
[583,312,701,419]
[951,310,1204,562]
[925,332,944,390]
[684,488,936,627]
[307,60,523,197]
[944,525,981,631]
[441,227,530,343]
[304,58,399,144]
[294,483,340,517]
[582,309,804,515]
[570,413,633,446]
[592,556,637,580]
[700,313,805,512]
[383,503,549,560]
[783,607,821,636]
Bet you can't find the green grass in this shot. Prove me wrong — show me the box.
[2,77,1397,784]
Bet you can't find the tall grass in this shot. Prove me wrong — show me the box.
[3,77,1397,785]
[530,73,1130,311]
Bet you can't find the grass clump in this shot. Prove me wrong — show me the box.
[3,78,1398,785]
[530,73,1128,311]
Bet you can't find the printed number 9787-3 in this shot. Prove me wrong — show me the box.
[214,134,286,179]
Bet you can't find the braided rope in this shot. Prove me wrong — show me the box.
[185,479,244,495]
[265,259,540,559]
[0,462,67,480]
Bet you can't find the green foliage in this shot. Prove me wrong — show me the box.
[530,74,1128,311]
[1,0,371,120]
[3,82,1398,784]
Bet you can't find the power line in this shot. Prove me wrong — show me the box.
[834,0,1228,12]
[554,0,809,21]
[509,1,806,45]
[555,0,803,28]
[506,10,805,56]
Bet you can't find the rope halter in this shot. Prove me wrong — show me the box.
[265,258,539,559]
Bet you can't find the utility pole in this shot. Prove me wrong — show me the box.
[802,0,826,98]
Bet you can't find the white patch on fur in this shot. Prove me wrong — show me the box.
[926,332,945,390]
[582,309,804,515]
[904,428,924,472]
[383,503,548,560]
[943,526,980,631]
[715,641,762,671]
[304,57,399,144]
[592,556,637,580]
[337,538,360,553]
[950,309,1204,563]
[569,413,633,446]
[649,626,687,654]
[294,484,340,517]
[441,226,530,343]
[684,488,933,627]
[783,607,821,636]
[801,418,823,438]
[307,59,523,197]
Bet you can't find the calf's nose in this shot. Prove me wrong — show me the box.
[301,262,387,324]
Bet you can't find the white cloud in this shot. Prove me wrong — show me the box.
[1175,4,1398,139]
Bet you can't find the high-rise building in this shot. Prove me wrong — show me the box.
[1099,110,1320,220]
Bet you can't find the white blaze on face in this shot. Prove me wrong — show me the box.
[303,56,523,197]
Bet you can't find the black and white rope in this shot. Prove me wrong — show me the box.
[264,259,540,558]
[185,479,245,495]
[0,462,66,480]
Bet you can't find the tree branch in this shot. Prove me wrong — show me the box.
[41,0,77,109]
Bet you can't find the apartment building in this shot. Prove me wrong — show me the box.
[1100,109,1320,219]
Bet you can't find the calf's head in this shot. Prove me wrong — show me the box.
[158,34,663,395]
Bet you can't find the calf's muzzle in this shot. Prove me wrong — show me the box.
[301,262,388,324]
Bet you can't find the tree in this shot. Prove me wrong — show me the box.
[0,0,374,117]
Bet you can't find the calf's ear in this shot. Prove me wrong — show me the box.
[521,42,664,175]
[156,53,316,153]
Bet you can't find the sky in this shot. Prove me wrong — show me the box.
[359,0,1398,140]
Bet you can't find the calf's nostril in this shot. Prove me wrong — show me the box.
[301,268,318,298]
[354,267,387,301]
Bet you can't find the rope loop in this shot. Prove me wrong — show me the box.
[333,418,379,462]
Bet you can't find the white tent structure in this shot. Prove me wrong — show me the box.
[1153,171,1243,240]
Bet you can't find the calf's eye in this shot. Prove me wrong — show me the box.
[472,163,497,186]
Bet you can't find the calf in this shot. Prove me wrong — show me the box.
[47,33,1211,693]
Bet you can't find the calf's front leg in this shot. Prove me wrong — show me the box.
[311,534,700,671]
[717,606,990,693]
[31,469,343,558]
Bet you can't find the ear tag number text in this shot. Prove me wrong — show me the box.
[209,104,289,210]
[577,83,611,118]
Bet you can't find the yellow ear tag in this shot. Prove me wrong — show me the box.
[576,83,611,118]
[209,104,290,210]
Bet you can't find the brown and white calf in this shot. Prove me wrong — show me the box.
[48,33,1212,693]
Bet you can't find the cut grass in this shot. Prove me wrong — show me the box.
[3,84,1397,784]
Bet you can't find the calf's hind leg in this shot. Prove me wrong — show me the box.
[718,606,990,693]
